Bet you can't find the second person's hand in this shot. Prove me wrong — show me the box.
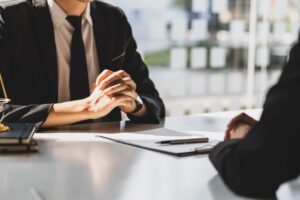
[224,113,257,141]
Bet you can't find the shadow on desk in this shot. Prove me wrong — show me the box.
[208,175,254,200]
[0,139,142,200]
[277,177,300,199]
[41,116,230,134]
[41,121,165,133]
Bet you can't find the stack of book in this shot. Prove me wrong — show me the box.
[0,123,38,153]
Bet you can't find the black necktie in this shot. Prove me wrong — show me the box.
[66,16,90,100]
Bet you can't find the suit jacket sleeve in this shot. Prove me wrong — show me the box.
[2,104,53,129]
[0,7,52,129]
[120,14,165,123]
[209,39,300,198]
[0,7,15,100]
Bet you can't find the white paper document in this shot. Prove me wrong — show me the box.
[96,128,221,156]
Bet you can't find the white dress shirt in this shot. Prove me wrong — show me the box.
[47,0,100,102]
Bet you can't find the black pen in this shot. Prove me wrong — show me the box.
[156,137,209,145]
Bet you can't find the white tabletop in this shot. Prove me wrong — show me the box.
[0,109,298,200]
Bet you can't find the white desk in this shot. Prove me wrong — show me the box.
[0,109,298,200]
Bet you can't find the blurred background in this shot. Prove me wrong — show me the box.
[1,0,299,116]
[102,0,300,116]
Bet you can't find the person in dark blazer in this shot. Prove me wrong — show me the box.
[0,0,165,127]
[209,36,300,198]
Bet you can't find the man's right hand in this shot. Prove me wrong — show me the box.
[95,69,136,91]
[93,69,144,115]
[83,85,132,119]
[84,69,136,119]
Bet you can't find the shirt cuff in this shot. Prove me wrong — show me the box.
[127,96,163,124]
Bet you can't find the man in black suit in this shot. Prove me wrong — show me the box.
[0,0,165,127]
[209,37,300,198]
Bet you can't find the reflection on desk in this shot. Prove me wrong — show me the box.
[0,109,297,200]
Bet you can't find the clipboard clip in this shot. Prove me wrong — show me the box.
[194,144,216,154]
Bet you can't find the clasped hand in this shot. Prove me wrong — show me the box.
[84,69,139,119]
[224,113,257,140]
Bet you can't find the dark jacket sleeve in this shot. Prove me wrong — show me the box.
[0,6,52,129]
[209,40,300,198]
[120,14,165,123]
[2,104,53,129]
[0,7,15,100]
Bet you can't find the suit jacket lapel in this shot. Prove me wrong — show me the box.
[31,4,58,102]
[90,3,112,71]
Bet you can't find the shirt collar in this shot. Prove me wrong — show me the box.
[47,0,93,28]
[83,3,93,26]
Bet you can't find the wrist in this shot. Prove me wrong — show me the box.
[69,99,91,114]
[127,100,141,113]
[129,103,147,117]
[53,99,96,121]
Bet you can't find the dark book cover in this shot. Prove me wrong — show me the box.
[0,139,38,153]
[0,123,36,144]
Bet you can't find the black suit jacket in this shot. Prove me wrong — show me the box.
[210,37,300,198]
[0,0,165,125]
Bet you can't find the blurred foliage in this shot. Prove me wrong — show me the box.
[173,0,186,7]
[173,0,191,10]
[144,44,251,69]
[145,49,170,67]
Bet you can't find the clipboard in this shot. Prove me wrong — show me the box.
[96,128,221,157]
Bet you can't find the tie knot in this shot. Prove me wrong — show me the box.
[66,16,82,29]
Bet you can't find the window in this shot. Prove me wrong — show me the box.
[105,0,300,116]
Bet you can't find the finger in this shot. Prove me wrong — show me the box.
[111,95,133,107]
[115,70,136,90]
[115,94,135,103]
[122,77,137,90]
[116,70,131,79]
[116,88,138,100]
[229,129,236,139]
[224,128,231,140]
[229,113,247,124]
[102,82,129,96]
[233,125,248,139]
[93,94,130,112]
[241,114,257,126]
[95,69,114,86]
[227,113,248,128]
[88,86,104,104]
[119,100,135,108]
[119,99,136,113]
[99,72,124,90]
[93,95,112,112]
[90,83,96,93]
[89,86,112,111]
[231,113,256,127]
